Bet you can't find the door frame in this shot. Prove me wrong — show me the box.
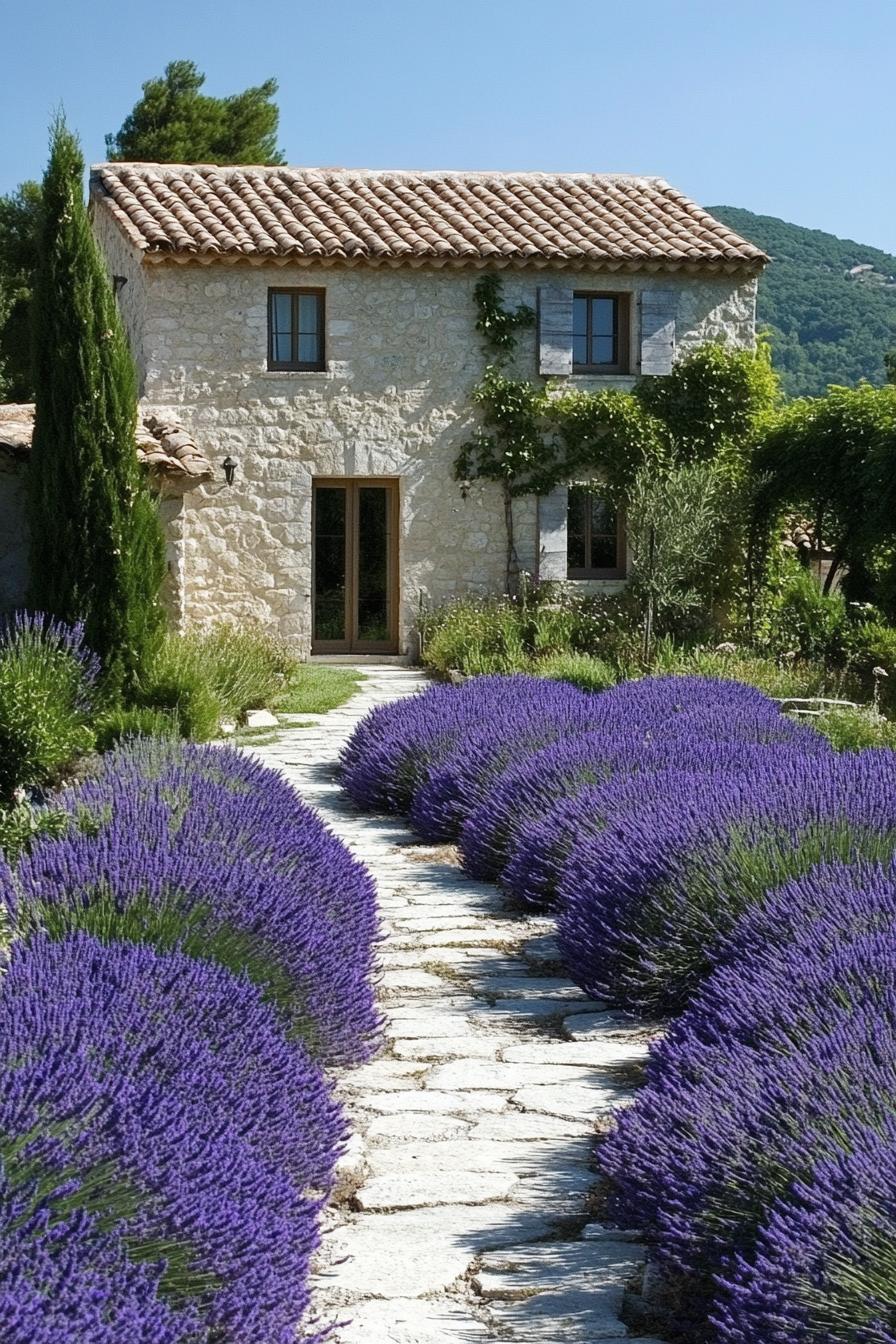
[311,477,400,654]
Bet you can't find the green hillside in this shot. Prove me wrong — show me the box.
[710,206,896,398]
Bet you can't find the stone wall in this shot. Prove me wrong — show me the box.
[91,205,149,391]
[132,258,758,654]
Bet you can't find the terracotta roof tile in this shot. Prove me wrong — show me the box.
[91,165,766,272]
[0,404,213,491]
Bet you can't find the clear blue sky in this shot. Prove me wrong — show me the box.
[2,0,893,251]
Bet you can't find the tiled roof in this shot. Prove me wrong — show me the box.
[90,164,767,273]
[0,404,213,491]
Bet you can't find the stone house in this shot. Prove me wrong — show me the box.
[1,166,766,656]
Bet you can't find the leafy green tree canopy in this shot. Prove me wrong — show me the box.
[28,119,167,695]
[105,60,285,164]
[754,383,896,603]
[0,181,41,400]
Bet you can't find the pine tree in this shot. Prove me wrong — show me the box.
[106,60,285,165]
[28,119,166,696]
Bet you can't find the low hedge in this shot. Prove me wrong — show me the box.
[0,932,344,1343]
[1,736,380,1340]
[8,739,381,1066]
[602,859,896,1339]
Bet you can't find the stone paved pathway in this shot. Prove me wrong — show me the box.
[247,666,663,1344]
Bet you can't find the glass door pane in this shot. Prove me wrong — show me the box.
[313,487,347,642]
[356,487,390,643]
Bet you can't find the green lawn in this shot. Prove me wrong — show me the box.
[275,665,365,716]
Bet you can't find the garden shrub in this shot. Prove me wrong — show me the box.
[533,651,617,692]
[406,679,596,841]
[711,1122,896,1344]
[768,560,847,662]
[0,931,344,1344]
[93,704,182,751]
[12,739,381,1065]
[0,1179,202,1344]
[132,636,224,742]
[815,703,896,750]
[842,613,896,711]
[419,593,529,676]
[600,860,896,1338]
[557,748,896,1013]
[0,612,99,800]
[167,623,296,719]
[340,673,587,814]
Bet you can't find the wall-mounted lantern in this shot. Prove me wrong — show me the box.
[222,456,239,486]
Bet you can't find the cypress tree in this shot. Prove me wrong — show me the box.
[28,119,166,697]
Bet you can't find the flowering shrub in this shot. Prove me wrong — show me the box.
[0,1189,202,1344]
[600,863,896,1336]
[711,1121,896,1344]
[11,738,381,1065]
[557,748,896,1013]
[0,933,344,1343]
[0,611,100,799]
[407,680,596,840]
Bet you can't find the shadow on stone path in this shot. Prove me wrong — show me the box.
[245,666,664,1344]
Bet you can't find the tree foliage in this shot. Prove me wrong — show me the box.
[105,60,285,164]
[0,181,41,400]
[754,383,896,608]
[712,205,896,397]
[626,462,733,656]
[0,62,285,397]
[28,120,166,696]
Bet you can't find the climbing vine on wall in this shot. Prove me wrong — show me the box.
[455,272,780,595]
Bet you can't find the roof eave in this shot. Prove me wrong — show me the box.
[139,249,768,276]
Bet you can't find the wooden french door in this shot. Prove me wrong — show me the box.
[312,478,400,654]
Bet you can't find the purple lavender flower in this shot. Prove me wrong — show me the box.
[0,1188,203,1344]
[601,867,896,1336]
[0,610,102,702]
[556,748,896,1012]
[712,1121,896,1344]
[0,932,345,1343]
[13,739,382,1065]
[407,680,596,841]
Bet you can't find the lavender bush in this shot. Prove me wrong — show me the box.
[407,680,597,840]
[0,611,101,799]
[557,748,896,1012]
[10,738,381,1065]
[712,1121,896,1343]
[0,932,345,1343]
[600,860,896,1336]
[0,1190,203,1344]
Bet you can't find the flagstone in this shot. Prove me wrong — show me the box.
[244,669,653,1343]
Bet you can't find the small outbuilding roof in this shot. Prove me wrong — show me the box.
[90,164,767,273]
[0,404,213,492]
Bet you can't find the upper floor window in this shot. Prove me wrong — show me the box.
[268,288,325,371]
[567,486,626,579]
[572,293,630,374]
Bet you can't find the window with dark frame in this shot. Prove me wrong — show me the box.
[566,486,626,579]
[572,293,629,373]
[267,288,325,371]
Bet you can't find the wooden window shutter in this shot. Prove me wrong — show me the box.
[538,285,574,376]
[536,486,569,582]
[640,290,677,375]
